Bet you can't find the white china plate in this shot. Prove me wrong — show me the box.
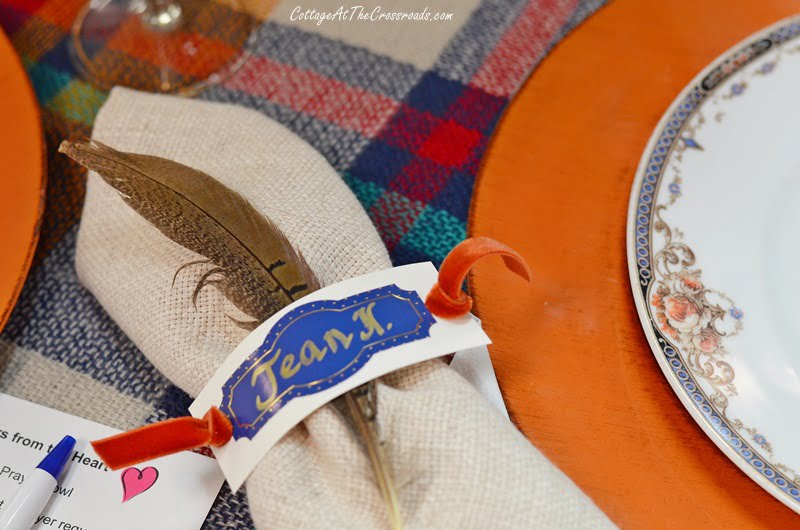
[627,16,800,513]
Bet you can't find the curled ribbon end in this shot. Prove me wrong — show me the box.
[425,282,473,319]
[207,406,233,447]
[91,440,126,471]
[501,254,532,283]
[91,406,233,470]
[425,237,531,319]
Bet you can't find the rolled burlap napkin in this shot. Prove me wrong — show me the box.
[76,87,614,529]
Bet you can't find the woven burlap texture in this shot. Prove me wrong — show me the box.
[76,87,615,529]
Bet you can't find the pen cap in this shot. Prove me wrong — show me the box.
[37,435,76,480]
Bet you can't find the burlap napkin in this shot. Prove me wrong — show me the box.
[76,87,614,529]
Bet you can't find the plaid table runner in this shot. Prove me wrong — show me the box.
[0,0,603,526]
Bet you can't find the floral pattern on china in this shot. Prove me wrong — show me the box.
[629,15,800,512]
[650,210,742,404]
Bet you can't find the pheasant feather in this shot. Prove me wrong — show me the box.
[60,140,402,527]
[59,140,317,327]
[339,385,403,529]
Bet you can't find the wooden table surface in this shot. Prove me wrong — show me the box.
[470,0,800,528]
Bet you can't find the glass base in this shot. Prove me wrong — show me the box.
[69,0,256,94]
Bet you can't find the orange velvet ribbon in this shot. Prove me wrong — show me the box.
[90,237,529,469]
[92,406,232,470]
[425,237,532,318]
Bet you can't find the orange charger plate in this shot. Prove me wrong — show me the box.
[471,0,800,528]
[0,29,45,332]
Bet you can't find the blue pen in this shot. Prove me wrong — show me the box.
[0,435,75,530]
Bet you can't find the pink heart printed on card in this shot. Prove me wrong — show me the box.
[121,466,159,503]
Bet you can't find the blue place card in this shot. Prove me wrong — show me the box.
[190,262,490,490]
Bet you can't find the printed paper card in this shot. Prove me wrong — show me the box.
[191,262,491,490]
[0,393,224,530]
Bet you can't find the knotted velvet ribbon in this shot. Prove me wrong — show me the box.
[91,237,530,470]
